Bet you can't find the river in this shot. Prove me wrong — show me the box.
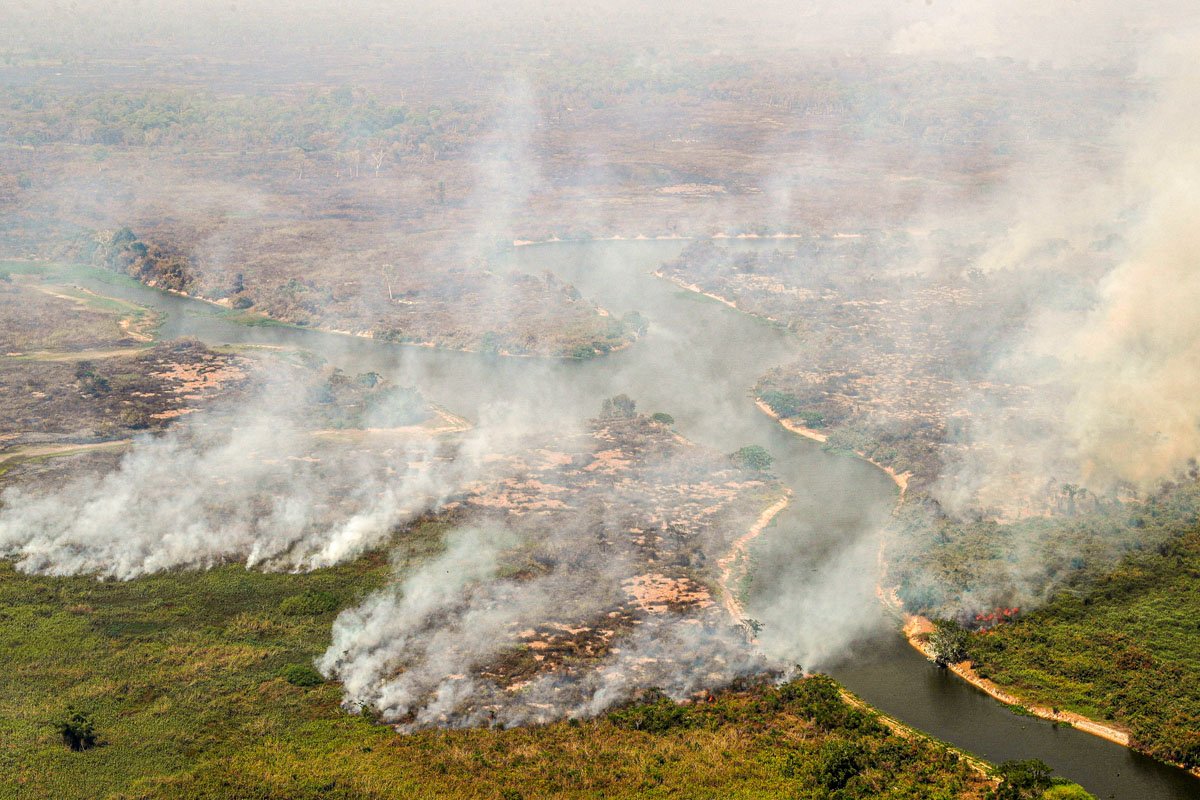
[63,239,1198,800]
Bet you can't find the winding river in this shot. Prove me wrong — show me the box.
[59,239,1198,800]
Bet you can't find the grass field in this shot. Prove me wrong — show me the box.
[0,512,1005,800]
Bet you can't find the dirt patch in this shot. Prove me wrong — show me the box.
[624,573,715,614]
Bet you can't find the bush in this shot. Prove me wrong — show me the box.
[609,691,693,732]
[600,394,637,418]
[816,740,868,790]
[779,675,884,735]
[56,706,98,751]
[280,663,325,687]
[730,445,773,472]
[651,412,674,425]
[930,619,970,667]
[795,410,826,428]
[990,759,1054,800]
[760,390,803,418]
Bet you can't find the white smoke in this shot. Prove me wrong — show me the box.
[0,397,465,579]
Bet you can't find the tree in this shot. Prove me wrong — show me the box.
[380,263,396,301]
[56,706,97,751]
[816,740,868,791]
[929,619,969,667]
[601,394,637,418]
[651,412,674,426]
[989,759,1056,800]
[730,445,773,472]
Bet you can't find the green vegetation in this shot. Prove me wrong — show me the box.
[88,227,196,294]
[731,445,773,472]
[759,390,825,428]
[650,412,675,426]
[1039,785,1097,800]
[0,518,435,798]
[884,475,1200,769]
[0,512,991,799]
[55,707,98,752]
[279,663,326,688]
[929,620,970,667]
[967,528,1200,770]
[279,590,340,616]
[893,477,1200,618]
[600,393,637,419]
[988,760,1095,800]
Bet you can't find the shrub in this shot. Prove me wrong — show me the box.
[759,391,823,426]
[816,740,868,790]
[609,690,693,732]
[990,759,1054,800]
[730,445,773,472]
[280,663,325,687]
[779,675,883,734]
[795,410,826,428]
[651,412,674,425]
[56,706,98,751]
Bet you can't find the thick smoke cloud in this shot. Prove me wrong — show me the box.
[1056,38,1200,489]
[320,525,769,728]
[0,390,466,579]
[937,29,1200,508]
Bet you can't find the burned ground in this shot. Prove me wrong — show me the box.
[0,271,155,355]
[659,239,1063,508]
[323,413,787,728]
[0,341,250,447]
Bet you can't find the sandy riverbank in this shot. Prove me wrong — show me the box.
[716,490,792,625]
[900,616,1134,748]
[751,396,1161,763]
[753,399,911,496]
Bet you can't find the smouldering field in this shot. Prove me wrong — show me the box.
[0,530,996,800]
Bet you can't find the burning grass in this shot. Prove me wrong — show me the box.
[292,411,789,732]
[0,520,992,800]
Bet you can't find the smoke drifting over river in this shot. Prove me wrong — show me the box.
[1,0,1199,730]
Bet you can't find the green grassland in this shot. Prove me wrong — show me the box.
[884,473,1200,771]
[968,528,1200,770]
[0,513,999,800]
